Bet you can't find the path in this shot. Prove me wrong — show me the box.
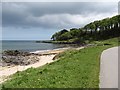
[100,46,118,88]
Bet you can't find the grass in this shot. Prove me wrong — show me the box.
[2,37,119,88]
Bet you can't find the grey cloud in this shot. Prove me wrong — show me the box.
[2,2,118,29]
[0,3,2,27]
[118,1,120,14]
[26,2,117,16]
[25,2,117,16]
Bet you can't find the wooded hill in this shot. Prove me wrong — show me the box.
[51,15,120,44]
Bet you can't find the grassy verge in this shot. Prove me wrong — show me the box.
[2,37,118,88]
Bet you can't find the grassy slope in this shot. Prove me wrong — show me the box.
[2,38,118,88]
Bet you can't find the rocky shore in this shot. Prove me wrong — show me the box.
[0,47,85,83]
[1,50,41,67]
[0,46,86,67]
[0,50,56,83]
[0,48,68,67]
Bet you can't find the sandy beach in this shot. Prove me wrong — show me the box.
[0,48,69,84]
[0,46,84,84]
[0,54,55,84]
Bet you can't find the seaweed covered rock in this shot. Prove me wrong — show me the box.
[1,50,40,66]
[2,50,31,56]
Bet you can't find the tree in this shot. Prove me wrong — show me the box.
[51,29,68,41]
[59,32,72,40]
[51,15,120,42]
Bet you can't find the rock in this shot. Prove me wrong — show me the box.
[1,50,40,66]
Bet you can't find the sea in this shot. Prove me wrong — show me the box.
[1,40,68,53]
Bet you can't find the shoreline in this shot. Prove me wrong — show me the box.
[1,47,70,69]
[30,47,71,54]
[1,46,85,69]
[0,46,85,84]
[0,54,55,84]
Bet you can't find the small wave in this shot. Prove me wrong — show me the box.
[30,47,70,54]
[30,49,51,54]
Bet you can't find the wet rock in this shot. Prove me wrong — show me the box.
[1,50,40,67]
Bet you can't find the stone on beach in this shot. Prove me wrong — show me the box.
[1,50,40,66]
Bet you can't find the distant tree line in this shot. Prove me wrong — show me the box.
[51,15,120,44]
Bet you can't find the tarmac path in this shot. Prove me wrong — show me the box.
[100,46,118,88]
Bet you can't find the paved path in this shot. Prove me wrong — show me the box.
[100,47,118,88]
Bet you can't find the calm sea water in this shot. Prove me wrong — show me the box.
[1,40,67,52]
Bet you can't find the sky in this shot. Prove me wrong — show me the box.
[1,2,119,40]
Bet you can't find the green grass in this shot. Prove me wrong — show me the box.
[2,37,119,88]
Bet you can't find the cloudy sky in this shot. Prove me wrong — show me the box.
[2,2,118,40]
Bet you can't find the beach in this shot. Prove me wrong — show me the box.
[0,54,55,84]
[0,49,63,83]
[0,46,85,84]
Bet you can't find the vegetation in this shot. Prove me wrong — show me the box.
[2,37,118,88]
[1,15,119,88]
[51,15,120,44]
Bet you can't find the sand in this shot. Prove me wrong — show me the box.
[0,46,85,84]
[0,54,55,84]
[0,48,68,84]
